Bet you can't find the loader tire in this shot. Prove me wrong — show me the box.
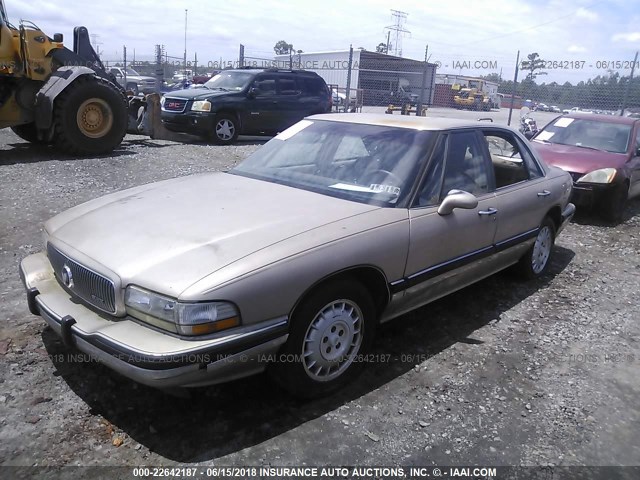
[53,76,127,155]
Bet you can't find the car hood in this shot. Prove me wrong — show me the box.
[128,75,156,83]
[45,173,380,297]
[162,88,233,100]
[532,141,628,174]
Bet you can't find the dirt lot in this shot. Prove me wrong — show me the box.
[1,120,639,474]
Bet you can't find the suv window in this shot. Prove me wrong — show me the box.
[299,76,328,96]
[440,131,491,199]
[253,75,277,96]
[279,76,300,95]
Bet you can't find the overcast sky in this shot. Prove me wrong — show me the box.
[8,0,640,83]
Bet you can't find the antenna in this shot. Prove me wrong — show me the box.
[384,10,410,57]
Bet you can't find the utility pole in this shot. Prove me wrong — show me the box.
[90,34,102,56]
[386,30,391,54]
[384,10,410,57]
[183,9,188,77]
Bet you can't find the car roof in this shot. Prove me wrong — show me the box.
[225,68,320,76]
[308,113,514,131]
[562,113,638,125]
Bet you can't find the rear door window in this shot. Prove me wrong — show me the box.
[278,76,301,95]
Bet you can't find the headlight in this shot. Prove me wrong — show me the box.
[191,100,212,112]
[577,168,617,184]
[160,96,166,107]
[125,286,240,336]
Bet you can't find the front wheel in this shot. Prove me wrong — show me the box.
[210,113,239,145]
[271,279,376,398]
[516,217,556,279]
[53,76,127,155]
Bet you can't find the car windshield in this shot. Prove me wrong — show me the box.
[125,68,140,76]
[534,117,631,154]
[204,72,254,91]
[231,120,432,206]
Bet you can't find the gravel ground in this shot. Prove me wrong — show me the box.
[1,118,639,473]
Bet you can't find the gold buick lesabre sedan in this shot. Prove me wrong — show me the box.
[20,114,575,398]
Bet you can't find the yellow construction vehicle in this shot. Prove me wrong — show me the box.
[0,1,129,154]
[453,86,491,111]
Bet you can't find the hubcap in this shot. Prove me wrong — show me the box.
[215,119,235,140]
[532,226,552,274]
[76,98,113,139]
[302,299,363,382]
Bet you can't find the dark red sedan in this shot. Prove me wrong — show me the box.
[532,113,640,221]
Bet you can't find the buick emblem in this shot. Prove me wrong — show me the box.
[61,264,74,288]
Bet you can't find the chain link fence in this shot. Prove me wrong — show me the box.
[100,41,640,125]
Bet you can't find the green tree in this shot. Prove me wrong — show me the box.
[520,52,547,81]
[480,73,502,83]
[274,40,293,55]
[376,42,388,54]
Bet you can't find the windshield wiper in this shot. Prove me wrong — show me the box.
[572,144,606,152]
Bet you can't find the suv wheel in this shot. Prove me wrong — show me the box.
[211,113,239,145]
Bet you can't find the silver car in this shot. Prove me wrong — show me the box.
[109,67,156,95]
[20,114,575,397]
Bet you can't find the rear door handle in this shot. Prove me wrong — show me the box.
[478,208,498,216]
[537,190,551,197]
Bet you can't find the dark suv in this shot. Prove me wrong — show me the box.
[160,68,332,144]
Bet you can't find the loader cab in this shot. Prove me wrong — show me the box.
[0,0,17,75]
[0,1,7,24]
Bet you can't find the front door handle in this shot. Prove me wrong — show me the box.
[478,207,498,216]
[537,190,551,197]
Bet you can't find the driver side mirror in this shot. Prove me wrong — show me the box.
[248,87,258,98]
[437,190,479,216]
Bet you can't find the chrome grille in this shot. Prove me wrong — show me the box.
[47,243,116,314]
[162,97,188,113]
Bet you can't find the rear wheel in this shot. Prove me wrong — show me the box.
[10,123,47,144]
[517,217,556,279]
[599,183,628,223]
[53,76,127,155]
[210,113,239,145]
[271,279,376,398]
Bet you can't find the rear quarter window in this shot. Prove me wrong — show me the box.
[300,76,328,96]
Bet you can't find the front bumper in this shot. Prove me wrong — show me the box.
[161,111,216,135]
[19,252,288,389]
[570,182,617,208]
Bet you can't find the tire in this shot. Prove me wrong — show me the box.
[10,123,47,144]
[517,217,556,279]
[126,83,139,96]
[210,113,239,145]
[271,279,377,398]
[53,76,127,155]
[599,183,628,223]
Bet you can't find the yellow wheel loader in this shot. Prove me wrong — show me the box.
[0,1,130,155]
